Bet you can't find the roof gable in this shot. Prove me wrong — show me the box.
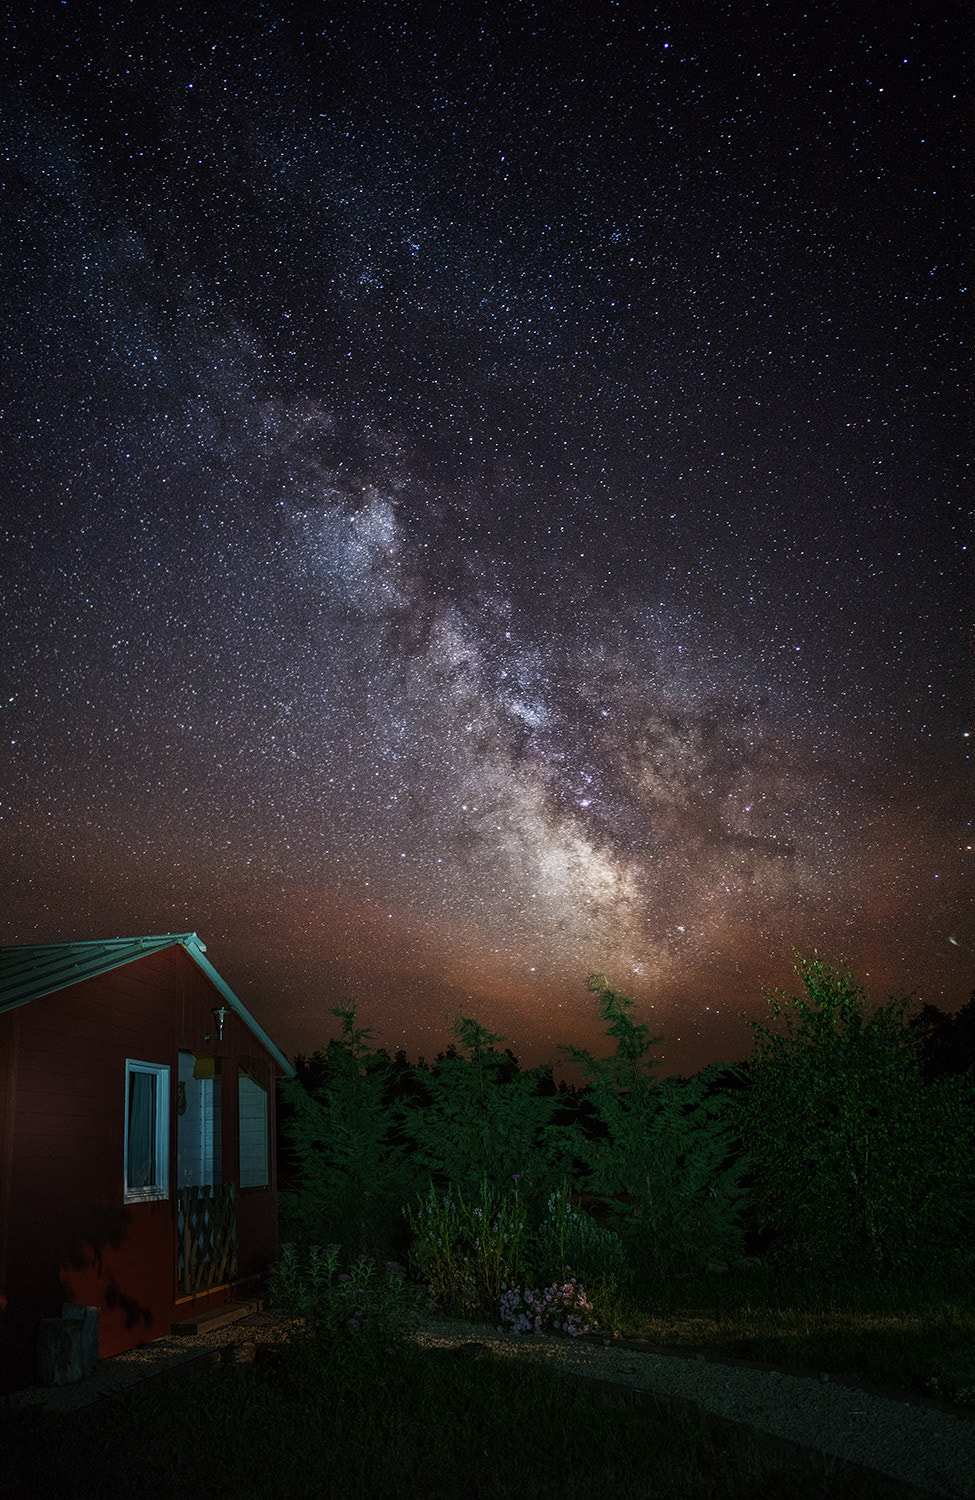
[0,933,295,1076]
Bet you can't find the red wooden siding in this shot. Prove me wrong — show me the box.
[0,945,285,1393]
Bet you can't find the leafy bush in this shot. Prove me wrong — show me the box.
[394,1016,585,1228]
[724,956,975,1279]
[268,1241,342,1318]
[556,978,751,1280]
[403,1172,538,1321]
[277,1007,427,1263]
[268,1241,438,1393]
[532,1179,633,1299]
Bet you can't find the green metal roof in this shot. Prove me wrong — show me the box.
[0,933,295,1076]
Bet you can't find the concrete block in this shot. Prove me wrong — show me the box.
[36,1304,99,1386]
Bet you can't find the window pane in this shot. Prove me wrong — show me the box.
[127,1069,156,1188]
[178,1052,222,1188]
[238,1072,268,1188]
[124,1061,169,1202]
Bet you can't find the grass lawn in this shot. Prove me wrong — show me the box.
[585,1255,975,1411]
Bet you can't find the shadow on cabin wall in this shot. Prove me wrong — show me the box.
[1,1193,156,1394]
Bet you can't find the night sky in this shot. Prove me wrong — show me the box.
[1,2,970,1082]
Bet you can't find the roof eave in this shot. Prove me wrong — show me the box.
[0,934,295,1078]
[179,936,295,1078]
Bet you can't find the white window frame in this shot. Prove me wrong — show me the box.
[124,1059,170,1203]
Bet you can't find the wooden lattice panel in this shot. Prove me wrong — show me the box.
[177,1183,238,1295]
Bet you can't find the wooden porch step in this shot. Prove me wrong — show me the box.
[171,1300,259,1336]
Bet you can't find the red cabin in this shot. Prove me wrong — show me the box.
[0,933,295,1393]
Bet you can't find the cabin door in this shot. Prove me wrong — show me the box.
[176,1051,238,1294]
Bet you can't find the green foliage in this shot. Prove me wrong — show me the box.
[403,1171,540,1320]
[277,1004,426,1261]
[267,1241,342,1318]
[277,957,970,1314]
[267,1241,435,1394]
[918,1069,975,1269]
[403,1173,630,1329]
[395,1014,584,1226]
[724,954,975,1277]
[557,977,751,1278]
[533,1178,633,1299]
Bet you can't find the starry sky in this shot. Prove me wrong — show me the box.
[1,2,970,1081]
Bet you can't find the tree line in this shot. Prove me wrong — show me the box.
[276,961,975,1286]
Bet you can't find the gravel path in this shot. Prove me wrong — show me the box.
[405,1314,975,1500]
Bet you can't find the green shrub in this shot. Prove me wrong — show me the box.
[532,1180,634,1298]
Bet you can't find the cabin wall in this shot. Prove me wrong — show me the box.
[0,946,284,1394]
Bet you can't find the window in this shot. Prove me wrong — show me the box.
[124,1060,170,1203]
[238,1065,269,1188]
[177,1052,222,1188]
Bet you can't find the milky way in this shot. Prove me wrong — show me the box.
[1,3,969,1076]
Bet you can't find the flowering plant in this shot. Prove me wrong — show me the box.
[497,1275,597,1337]
[405,1170,636,1325]
[404,1171,536,1320]
[534,1178,633,1296]
[324,1252,435,1340]
[269,1241,437,1381]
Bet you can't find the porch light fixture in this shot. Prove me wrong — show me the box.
[205,1005,230,1043]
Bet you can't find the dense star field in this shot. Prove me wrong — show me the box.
[1,3,970,1078]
